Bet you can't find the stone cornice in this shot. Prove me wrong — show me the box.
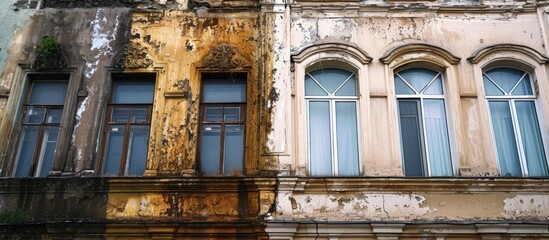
[468,44,549,64]
[292,41,372,64]
[275,177,549,193]
[1,177,546,193]
[380,43,461,65]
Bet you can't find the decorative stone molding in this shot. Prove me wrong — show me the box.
[380,43,461,65]
[467,44,549,64]
[292,41,372,64]
[200,43,251,69]
[114,42,154,69]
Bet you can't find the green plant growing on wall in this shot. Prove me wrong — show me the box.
[34,36,66,70]
[0,209,27,224]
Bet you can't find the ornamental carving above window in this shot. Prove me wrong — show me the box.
[200,43,251,69]
[114,42,153,69]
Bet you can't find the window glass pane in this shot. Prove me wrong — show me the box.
[308,69,352,95]
[126,125,150,176]
[423,100,452,176]
[424,76,444,95]
[103,125,126,176]
[395,75,415,95]
[14,126,39,177]
[309,101,332,175]
[112,80,155,104]
[511,76,533,96]
[515,101,548,176]
[305,74,328,96]
[223,124,244,175]
[335,76,357,96]
[28,80,68,105]
[205,107,223,122]
[202,79,246,103]
[111,108,130,122]
[224,107,241,122]
[130,108,148,123]
[336,102,359,176]
[489,101,522,177]
[37,126,60,177]
[45,108,63,124]
[24,107,45,124]
[200,124,221,175]
[483,75,504,96]
[398,100,424,176]
[485,68,523,94]
[399,69,437,93]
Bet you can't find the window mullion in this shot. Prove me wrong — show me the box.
[31,125,46,177]
[396,73,419,95]
[510,100,528,176]
[308,73,331,95]
[306,100,312,175]
[330,100,338,176]
[420,99,431,176]
[509,73,527,94]
[120,122,132,176]
[420,73,440,94]
[332,73,354,94]
[484,73,508,95]
[219,107,226,175]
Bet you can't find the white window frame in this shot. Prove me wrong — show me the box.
[304,68,361,176]
[483,67,549,177]
[291,43,371,176]
[469,45,549,177]
[394,68,453,176]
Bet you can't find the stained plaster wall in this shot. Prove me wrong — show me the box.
[127,10,263,176]
[0,8,132,175]
[0,4,35,158]
[271,178,549,224]
[285,2,549,177]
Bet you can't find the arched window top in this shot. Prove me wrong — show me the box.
[292,41,372,70]
[380,43,461,68]
[468,44,549,65]
[483,68,533,97]
[394,68,444,96]
[305,68,357,97]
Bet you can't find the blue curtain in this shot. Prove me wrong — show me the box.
[336,102,359,176]
[489,101,522,177]
[516,101,548,176]
[309,101,332,175]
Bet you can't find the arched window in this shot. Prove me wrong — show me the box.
[483,67,548,177]
[306,68,360,176]
[394,68,453,176]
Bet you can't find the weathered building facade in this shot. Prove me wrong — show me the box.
[1,0,549,238]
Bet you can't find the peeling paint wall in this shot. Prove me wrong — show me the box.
[127,11,262,175]
[287,3,549,177]
[0,0,549,238]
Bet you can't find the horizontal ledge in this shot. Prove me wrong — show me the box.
[164,92,188,98]
[460,92,478,98]
[370,92,387,98]
[0,177,548,193]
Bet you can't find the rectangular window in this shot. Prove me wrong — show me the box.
[13,75,69,177]
[199,73,246,176]
[12,0,41,9]
[100,73,155,176]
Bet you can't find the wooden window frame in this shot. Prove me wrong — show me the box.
[99,73,155,176]
[12,74,70,177]
[198,72,247,176]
